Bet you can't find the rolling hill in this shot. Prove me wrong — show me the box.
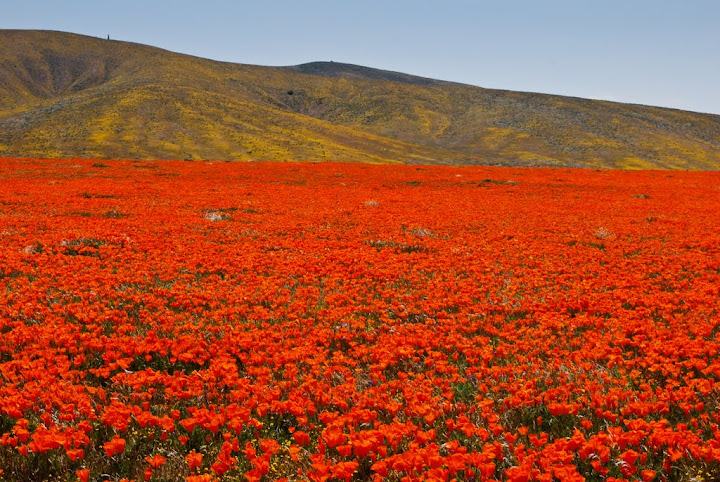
[1,29,719,169]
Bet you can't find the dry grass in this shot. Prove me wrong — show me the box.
[1,30,720,169]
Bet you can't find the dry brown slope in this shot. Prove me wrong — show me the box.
[1,30,719,168]
[0,30,462,163]
[276,63,720,169]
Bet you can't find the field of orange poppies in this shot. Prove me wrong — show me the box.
[1,158,720,481]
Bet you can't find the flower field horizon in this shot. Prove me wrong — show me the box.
[1,157,720,481]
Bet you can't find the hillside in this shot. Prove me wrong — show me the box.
[1,29,719,168]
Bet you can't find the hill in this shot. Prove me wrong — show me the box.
[1,29,719,169]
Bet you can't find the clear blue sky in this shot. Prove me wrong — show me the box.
[3,0,719,115]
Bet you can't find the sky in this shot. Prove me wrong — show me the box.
[2,0,719,115]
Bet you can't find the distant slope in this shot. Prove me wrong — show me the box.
[281,62,451,87]
[1,30,719,169]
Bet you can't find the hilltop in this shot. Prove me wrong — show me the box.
[1,30,719,168]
